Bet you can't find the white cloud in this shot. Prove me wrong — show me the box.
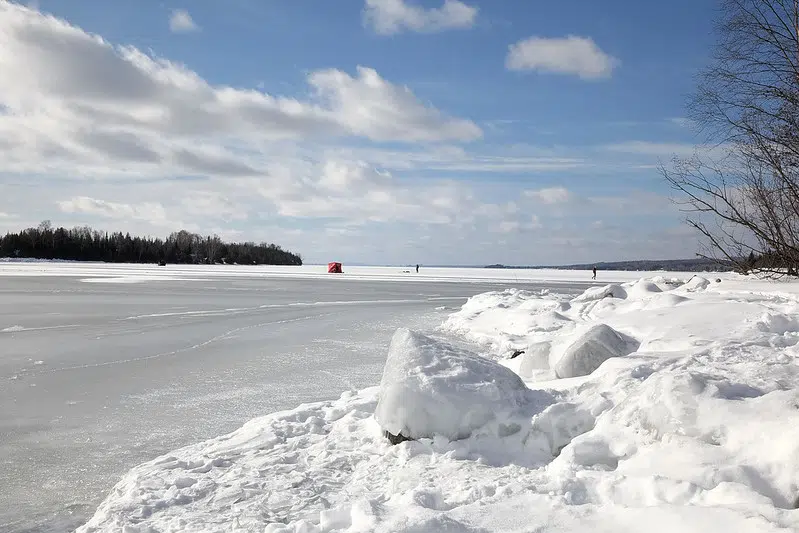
[364,0,477,35]
[309,67,481,142]
[506,35,619,80]
[327,145,587,174]
[585,191,674,216]
[180,191,248,222]
[0,2,480,180]
[525,186,571,204]
[495,214,542,234]
[668,117,694,129]
[497,220,520,233]
[58,196,170,224]
[169,9,199,33]
[257,158,482,226]
[602,141,702,158]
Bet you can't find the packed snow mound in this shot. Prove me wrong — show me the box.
[649,275,685,287]
[627,279,663,299]
[679,275,711,292]
[757,312,799,334]
[375,328,545,441]
[518,341,552,378]
[571,283,628,302]
[553,324,637,378]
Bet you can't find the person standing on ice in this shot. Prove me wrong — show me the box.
[416,264,419,273]
[592,266,597,280]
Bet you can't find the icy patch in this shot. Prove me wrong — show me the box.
[375,329,549,442]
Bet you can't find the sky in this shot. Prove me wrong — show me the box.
[0,0,721,265]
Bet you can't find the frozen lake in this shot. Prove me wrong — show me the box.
[0,265,593,533]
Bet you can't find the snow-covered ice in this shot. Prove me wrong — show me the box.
[76,272,799,532]
[0,260,733,285]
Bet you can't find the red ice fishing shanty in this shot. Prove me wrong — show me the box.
[327,262,343,273]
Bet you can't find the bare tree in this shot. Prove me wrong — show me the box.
[661,0,799,275]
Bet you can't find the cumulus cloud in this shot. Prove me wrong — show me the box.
[0,2,480,179]
[525,186,571,204]
[169,9,199,33]
[506,36,618,80]
[363,0,477,35]
[309,67,481,142]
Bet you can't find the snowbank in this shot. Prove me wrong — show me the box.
[78,274,799,532]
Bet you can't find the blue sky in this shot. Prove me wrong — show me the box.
[0,0,720,265]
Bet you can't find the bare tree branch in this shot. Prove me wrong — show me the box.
[663,0,799,277]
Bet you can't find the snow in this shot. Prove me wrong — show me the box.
[570,282,628,302]
[76,272,799,532]
[552,323,636,379]
[374,328,544,441]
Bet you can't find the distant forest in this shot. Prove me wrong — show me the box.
[0,222,302,266]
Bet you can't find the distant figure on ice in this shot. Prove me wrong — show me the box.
[416,264,420,273]
[592,266,597,280]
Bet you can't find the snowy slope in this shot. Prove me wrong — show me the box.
[78,275,799,532]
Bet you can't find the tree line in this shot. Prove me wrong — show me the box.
[0,221,302,266]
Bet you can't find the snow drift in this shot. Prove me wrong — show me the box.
[78,275,799,532]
